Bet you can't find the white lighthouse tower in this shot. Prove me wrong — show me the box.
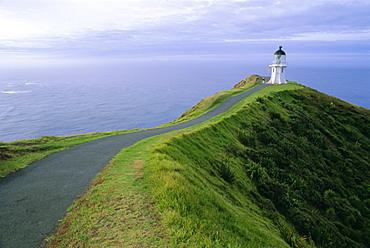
[267,46,288,84]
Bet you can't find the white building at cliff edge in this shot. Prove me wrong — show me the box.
[267,46,288,84]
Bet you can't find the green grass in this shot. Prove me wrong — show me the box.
[46,80,308,247]
[143,87,370,247]
[46,134,172,247]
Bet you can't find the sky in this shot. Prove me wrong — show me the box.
[0,0,369,67]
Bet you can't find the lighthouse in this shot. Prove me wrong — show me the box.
[267,46,288,84]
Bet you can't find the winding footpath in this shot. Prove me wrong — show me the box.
[0,83,269,248]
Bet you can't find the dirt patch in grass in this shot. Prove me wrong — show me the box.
[130,160,144,169]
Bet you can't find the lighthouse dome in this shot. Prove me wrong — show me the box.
[274,46,286,55]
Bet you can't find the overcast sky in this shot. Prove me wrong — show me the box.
[0,0,369,65]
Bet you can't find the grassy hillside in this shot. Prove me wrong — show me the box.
[145,87,370,247]
[43,78,369,247]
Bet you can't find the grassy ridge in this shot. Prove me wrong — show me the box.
[145,88,370,247]
[47,81,306,247]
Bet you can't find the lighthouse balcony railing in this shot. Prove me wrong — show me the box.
[270,61,288,66]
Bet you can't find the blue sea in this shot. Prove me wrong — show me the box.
[1,59,369,142]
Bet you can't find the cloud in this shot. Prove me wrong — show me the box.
[0,0,369,60]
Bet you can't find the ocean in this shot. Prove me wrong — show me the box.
[1,59,369,142]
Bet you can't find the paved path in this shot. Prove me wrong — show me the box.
[0,83,269,248]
